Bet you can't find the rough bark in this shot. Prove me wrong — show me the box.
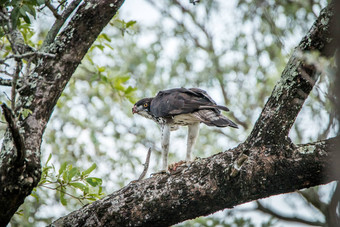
[0,0,125,225]
[329,1,340,226]
[51,137,336,227]
[50,3,336,226]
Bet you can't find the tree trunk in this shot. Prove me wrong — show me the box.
[0,1,125,225]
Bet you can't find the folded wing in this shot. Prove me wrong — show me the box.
[150,88,230,117]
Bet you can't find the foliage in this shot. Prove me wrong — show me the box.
[0,0,336,226]
[34,154,104,206]
[0,0,44,38]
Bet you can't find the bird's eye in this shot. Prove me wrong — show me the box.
[143,103,148,108]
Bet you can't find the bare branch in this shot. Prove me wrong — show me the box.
[256,201,325,226]
[0,52,56,64]
[298,188,328,215]
[44,0,62,19]
[138,148,152,180]
[0,77,12,86]
[1,103,25,165]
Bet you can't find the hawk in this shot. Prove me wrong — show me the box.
[132,88,238,171]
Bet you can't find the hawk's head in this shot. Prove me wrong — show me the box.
[132,98,154,119]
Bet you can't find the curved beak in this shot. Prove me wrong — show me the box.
[132,105,137,114]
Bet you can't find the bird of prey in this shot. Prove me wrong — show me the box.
[132,88,238,171]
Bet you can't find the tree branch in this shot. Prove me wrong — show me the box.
[256,201,324,226]
[0,52,56,63]
[298,188,328,216]
[1,104,25,165]
[50,3,336,226]
[51,136,337,226]
[246,3,334,146]
[0,77,12,86]
[138,148,152,180]
[41,0,82,49]
[44,0,62,19]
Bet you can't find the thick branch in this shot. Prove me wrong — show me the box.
[51,137,336,226]
[246,3,334,146]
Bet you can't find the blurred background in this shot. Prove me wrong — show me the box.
[0,0,337,226]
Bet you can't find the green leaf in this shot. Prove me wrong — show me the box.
[86,197,97,202]
[68,167,79,181]
[85,177,102,187]
[125,86,137,94]
[60,190,67,206]
[22,4,36,18]
[82,163,97,176]
[95,44,104,51]
[100,33,111,42]
[15,209,24,216]
[101,75,108,83]
[98,67,105,73]
[37,0,45,5]
[126,20,136,28]
[21,108,32,118]
[30,191,39,202]
[45,153,52,165]
[70,182,87,191]
[117,75,130,83]
[22,13,31,24]
[58,162,67,176]
[10,7,20,29]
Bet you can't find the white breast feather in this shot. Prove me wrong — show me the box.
[172,113,201,125]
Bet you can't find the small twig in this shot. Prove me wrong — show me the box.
[0,52,56,64]
[55,0,68,11]
[1,103,25,165]
[138,148,152,180]
[0,77,12,86]
[45,0,62,19]
[3,92,11,101]
[41,185,85,205]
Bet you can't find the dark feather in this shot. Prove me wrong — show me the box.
[150,88,230,117]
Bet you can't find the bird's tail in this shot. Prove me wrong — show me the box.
[195,110,238,128]
[212,115,238,128]
[198,105,230,112]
